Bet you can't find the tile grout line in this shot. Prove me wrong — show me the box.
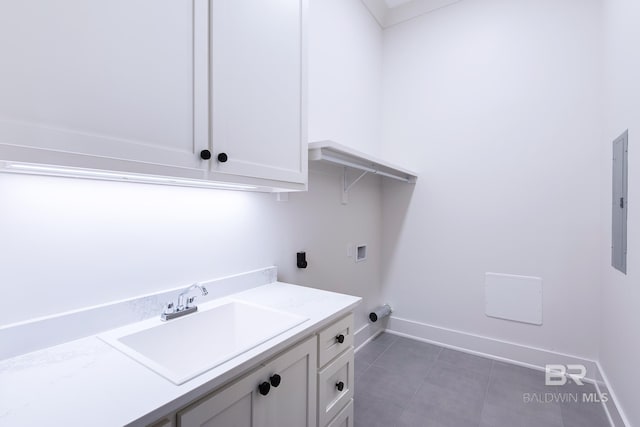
[393,346,444,427]
[357,360,373,379]
[476,360,495,427]
[354,334,399,396]
[367,334,399,367]
[356,334,403,426]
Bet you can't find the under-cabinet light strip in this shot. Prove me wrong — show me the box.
[320,153,411,183]
[2,162,259,190]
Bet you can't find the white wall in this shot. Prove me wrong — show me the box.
[380,0,603,359]
[308,0,383,155]
[0,0,384,336]
[600,0,640,424]
[0,166,381,332]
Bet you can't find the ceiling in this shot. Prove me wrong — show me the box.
[361,0,462,28]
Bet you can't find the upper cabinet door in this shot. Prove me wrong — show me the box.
[0,0,209,174]
[210,0,308,186]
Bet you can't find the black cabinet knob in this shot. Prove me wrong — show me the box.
[200,150,212,160]
[335,334,345,344]
[258,381,271,396]
[217,152,228,163]
[270,374,282,388]
[336,381,345,391]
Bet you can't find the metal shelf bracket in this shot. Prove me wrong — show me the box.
[342,167,369,205]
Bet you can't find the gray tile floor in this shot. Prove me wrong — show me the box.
[354,333,610,427]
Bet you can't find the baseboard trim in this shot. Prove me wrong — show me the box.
[595,362,630,427]
[353,321,384,352]
[386,316,598,378]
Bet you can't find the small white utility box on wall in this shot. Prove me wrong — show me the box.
[485,273,543,325]
[355,244,367,263]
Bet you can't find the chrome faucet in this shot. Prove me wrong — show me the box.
[177,283,208,310]
[161,282,209,321]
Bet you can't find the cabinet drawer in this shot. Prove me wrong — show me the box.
[318,347,354,427]
[327,399,353,427]
[318,314,353,367]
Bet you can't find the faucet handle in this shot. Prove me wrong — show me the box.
[185,296,196,309]
[163,302,175,314]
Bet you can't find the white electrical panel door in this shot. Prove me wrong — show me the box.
[210,0,307,185]
[0,0,209,172]
[485,273,543,325]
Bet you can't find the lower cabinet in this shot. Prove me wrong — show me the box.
[148,313,356,427]
[177,336,317,427]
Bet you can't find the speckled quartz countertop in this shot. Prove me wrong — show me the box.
[0,282,361,427]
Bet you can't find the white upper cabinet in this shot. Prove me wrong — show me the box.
[209,0,308,188]
[0,0,210,178]
[0,0,307,190]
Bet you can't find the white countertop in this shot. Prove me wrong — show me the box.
[0,282,361,427]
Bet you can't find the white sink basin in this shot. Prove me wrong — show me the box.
[99,300,307,385]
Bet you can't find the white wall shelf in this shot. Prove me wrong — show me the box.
[308,140,417,204]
